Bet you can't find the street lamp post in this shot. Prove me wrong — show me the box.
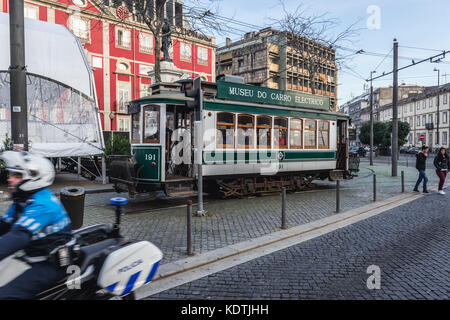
[434,68,440,149]
[369,71,376,166]
[109,112,115,131]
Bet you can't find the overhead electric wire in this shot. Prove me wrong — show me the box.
[183,5,264,31]
[340,70,366,81]
[372,48,393,73]
[335,45,450,63]
[399,45,445,52]
[182,6,450,67]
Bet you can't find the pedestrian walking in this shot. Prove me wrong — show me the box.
[433,147,449,195]
[413,146,429,193]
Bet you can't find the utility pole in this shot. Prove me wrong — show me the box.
[369,71,376,166]
[9,0,29,151]
[367,43,449,171]
[185,76,205,217]
[434,68,440,148]
[392,39,398,177]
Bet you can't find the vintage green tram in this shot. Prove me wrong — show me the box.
[109,79,357,198]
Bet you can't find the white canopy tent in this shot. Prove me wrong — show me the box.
[0,12,104,159]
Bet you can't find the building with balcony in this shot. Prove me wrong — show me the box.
[379,83,450,148]
[1,0,216,134]
[216,27,338,110]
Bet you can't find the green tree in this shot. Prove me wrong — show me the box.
[383,121,410,147]
[359,121,387,146]
[359,120,410,147]
[104,134,131,158]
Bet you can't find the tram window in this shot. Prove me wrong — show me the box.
[143,105,160,143]
[304,119,317,149]
[217,112,235,148]
[318,120,329,149]
[131,112,140,143]
[237,114,254,148]
[290,118,302,149]
[257,116,272,149]
[274,117,288,149]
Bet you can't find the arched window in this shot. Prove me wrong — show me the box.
[290,118,302,149]
[257,116,272,149]
[318,120,329,149]
[217,112,235,148]
[274,117,288,149]
[304,119,317,149]
[237,114,254,148]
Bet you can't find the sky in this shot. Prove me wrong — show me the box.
[203,0,450,107]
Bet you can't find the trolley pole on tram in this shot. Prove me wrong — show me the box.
[186,76,206,217]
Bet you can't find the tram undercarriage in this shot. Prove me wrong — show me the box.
[108,158,345,199]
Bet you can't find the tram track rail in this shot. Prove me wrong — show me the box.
[85,173,373,215]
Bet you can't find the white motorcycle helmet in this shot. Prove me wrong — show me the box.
[0,151,55,192]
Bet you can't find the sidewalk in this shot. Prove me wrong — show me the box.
[0,172,114,199]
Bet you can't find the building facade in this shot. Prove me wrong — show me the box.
[378,84,450,148]
[372,85,424,122]
[216,28,338,110]
[1,0,216,133]
[340,92,369,146]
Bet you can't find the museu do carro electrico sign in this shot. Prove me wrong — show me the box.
[216,81,330,110]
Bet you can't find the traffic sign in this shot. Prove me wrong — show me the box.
[419,134,425,140]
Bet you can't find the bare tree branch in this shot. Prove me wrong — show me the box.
[264,0,362,101]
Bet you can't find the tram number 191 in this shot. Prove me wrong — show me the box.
[145,154,155,161]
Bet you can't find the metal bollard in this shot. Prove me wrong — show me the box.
[281,187,287,229]
[336,180,340,213]
[187,200,193,256]
[401,170,405,193]
[373,173,377,202]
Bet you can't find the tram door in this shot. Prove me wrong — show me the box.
[336,119,348,170]
[165,104,194,179]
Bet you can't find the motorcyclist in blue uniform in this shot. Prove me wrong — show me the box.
[0,151,72,299]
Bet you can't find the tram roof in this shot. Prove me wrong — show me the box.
[130,89,349,120]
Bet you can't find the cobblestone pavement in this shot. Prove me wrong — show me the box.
[147,190,450,300]
[0,163,446,266]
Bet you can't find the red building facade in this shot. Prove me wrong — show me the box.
[1,0,216,132]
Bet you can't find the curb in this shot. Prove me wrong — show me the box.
[135,189,430,299]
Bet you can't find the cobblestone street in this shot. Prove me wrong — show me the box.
[147,189,450,300]
[1,162,445,266]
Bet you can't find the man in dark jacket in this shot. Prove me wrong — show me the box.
[413,146,429,193]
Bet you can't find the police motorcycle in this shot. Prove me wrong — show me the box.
[33,197,163,300]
